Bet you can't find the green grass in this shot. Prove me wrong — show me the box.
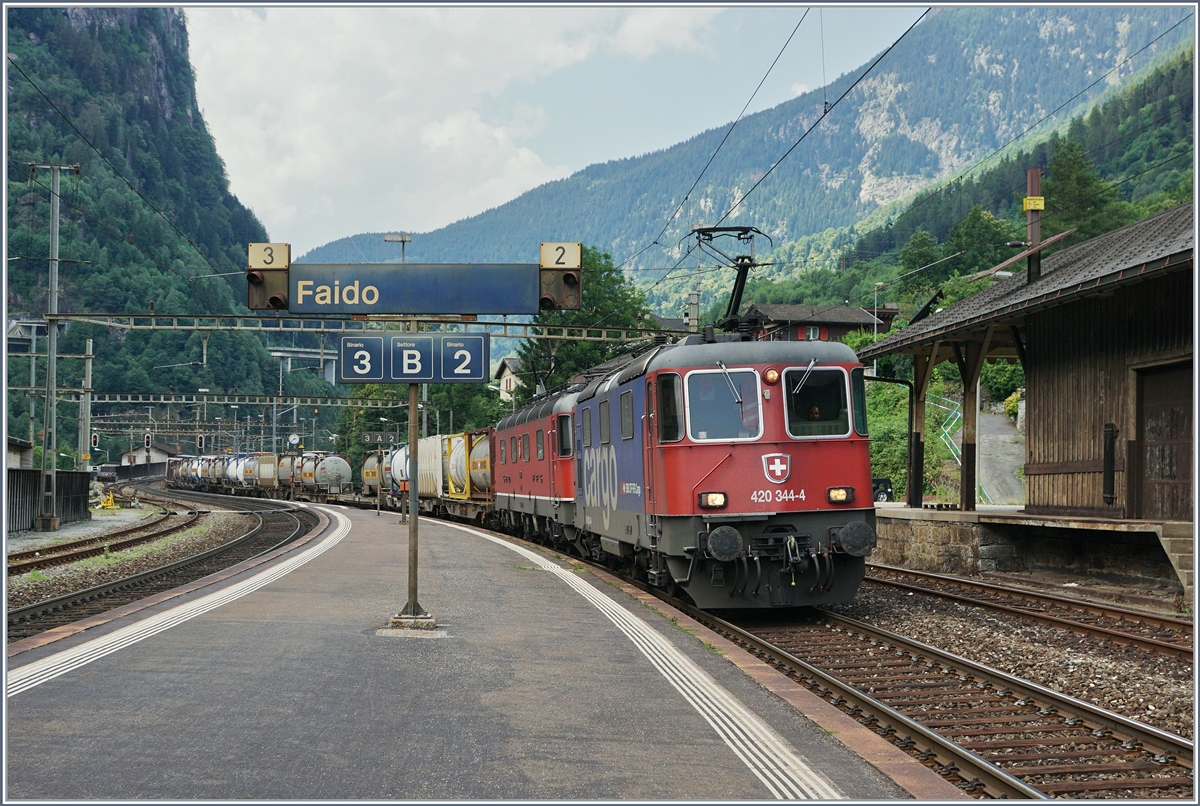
[509,564,538,571]
[703,642,726,656]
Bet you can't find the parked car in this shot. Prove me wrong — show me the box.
[872,477,894,502]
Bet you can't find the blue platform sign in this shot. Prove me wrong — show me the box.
[292,263,538,315]
[338,334,489,384]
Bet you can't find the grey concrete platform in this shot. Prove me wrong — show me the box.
[6,503,962,800]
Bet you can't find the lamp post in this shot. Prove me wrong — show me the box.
[384,232,411,263]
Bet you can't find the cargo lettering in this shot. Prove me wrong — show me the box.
[582,443,618,531]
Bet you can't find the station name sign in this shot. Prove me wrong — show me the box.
[291,264,538,315]
[338,333,489,384]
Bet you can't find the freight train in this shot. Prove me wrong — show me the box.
[167,332,877,610]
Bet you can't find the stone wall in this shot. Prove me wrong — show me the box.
[875,513,1018,575]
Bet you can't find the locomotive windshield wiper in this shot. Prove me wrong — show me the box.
[792,358,818,394]
[715,361,742,405]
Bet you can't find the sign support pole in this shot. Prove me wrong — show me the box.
[392,380,434,628]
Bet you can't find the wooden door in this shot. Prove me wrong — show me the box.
[1136,361,1192,521]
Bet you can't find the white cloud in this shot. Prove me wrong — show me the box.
[186,7,722,254]
[790,82,810,96]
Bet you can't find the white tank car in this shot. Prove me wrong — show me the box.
[448,434,492,494]
[361,452,382,494]
[389,446,409,486]
[226,456,246,487]
[211,457,228,486]
[299,454,319,489]
[277,455,298,488]
[315,454,352,493]
[417,436,443,497]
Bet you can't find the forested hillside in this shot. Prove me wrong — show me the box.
[6,8,336,464]
[300,6,1191,292]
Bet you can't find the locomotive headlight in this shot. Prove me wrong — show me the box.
[827,486,856,504]
[763,368,780,385]
[698,491,728,508]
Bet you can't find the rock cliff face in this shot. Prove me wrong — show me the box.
[7,6,269,318]
[62,7,193,125]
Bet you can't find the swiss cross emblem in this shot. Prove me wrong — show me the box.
[762,453,791,484]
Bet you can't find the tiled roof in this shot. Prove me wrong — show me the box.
[746,303,881,326]
[859,204,1194,359]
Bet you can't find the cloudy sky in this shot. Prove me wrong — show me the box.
[186,5,926,258]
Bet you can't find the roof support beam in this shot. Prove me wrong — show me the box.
[959,328,994,512]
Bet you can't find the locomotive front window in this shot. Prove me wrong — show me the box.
[851,367,868,436]
[557,414,573,456]
[657,373,683,442]
[686,369,761,441]
[785,368,850,437]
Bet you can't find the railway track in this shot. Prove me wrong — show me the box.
[530,534,1192,798]
[8,504,200,576]
[710,609,1193,799]
[865,563,1194,660]
[7,493,319,643]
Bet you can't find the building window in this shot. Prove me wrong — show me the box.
[536,429,544,460]
[805,325,821,341]
[620,391,634,439]
[599,400,611,444]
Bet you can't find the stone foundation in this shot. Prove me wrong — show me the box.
[875,508,1183,593]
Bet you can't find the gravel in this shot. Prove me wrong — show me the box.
[7,497,258,611]
[825,584,1194,739]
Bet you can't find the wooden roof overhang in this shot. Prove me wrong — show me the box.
[858,247,1193,367]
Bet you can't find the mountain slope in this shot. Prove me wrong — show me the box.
[299,6,1191,272]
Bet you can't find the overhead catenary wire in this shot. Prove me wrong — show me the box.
[9,160,223,310]
[7,55,241,305]
[713,9,931,227]
[613,9,812,273]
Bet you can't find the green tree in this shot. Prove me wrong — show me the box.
[1042,139,1133,245]
[942,206,1011,277]
[514,246,653,404]
[897,229,942,292]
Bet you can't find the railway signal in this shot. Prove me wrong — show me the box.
[144,433,152,449]
[247,242,290,310]
[90,433,99,449]
[197,434,205,451]
[538,242,582,310]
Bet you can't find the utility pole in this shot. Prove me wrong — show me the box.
[77,338,93,471]
[1025,168,1043,282]
[31,162,79,531]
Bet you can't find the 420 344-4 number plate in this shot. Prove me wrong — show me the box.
[750,488,806,504]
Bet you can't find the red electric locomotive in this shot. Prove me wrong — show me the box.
[494,331,876,610]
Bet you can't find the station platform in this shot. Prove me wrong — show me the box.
[6,504,965,800]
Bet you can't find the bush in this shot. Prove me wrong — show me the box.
[1004,388,1023,420]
